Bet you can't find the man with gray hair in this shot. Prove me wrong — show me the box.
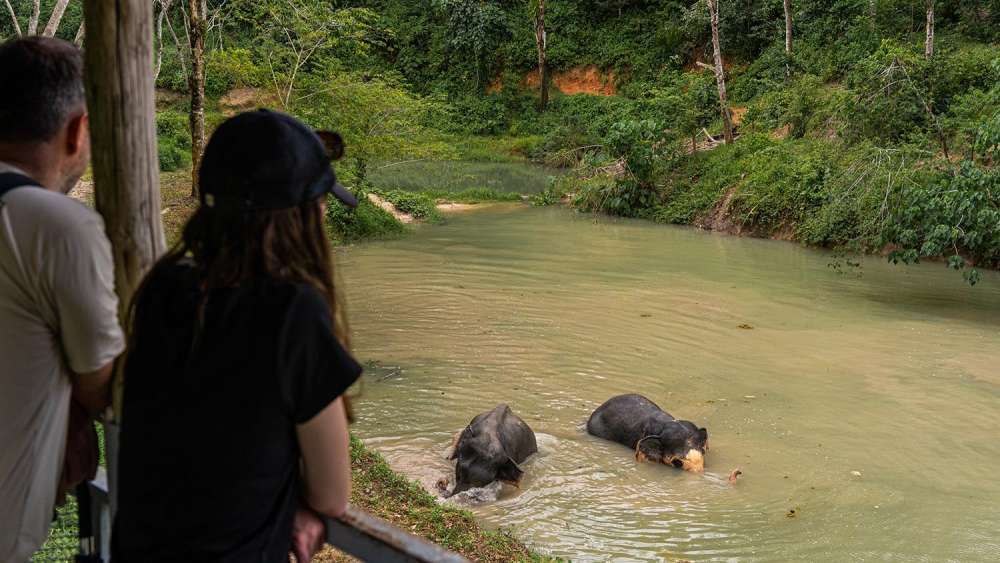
[0,36,124,561]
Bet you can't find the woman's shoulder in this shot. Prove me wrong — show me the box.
[138,257,199,302]
[253,280,330,319]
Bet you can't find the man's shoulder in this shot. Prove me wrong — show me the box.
[5,187,104,236]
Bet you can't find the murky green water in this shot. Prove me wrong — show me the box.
[340,204,1000,562]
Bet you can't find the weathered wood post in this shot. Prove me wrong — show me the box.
[82,0,166,515]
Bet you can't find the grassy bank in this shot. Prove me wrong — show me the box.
[317,438,549,562]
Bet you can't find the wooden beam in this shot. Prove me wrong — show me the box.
[82,0,166,413]
[326,507,470,563]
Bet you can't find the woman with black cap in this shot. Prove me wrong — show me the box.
[112,110,361,563]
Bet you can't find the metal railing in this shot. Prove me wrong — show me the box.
[82,469,469,563]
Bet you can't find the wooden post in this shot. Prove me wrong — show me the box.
[82,0,166,408]
[706,0,734,144]
[83,0,165,522]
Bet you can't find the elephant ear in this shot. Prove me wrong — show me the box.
[634,434,664,461]
[497,457,525,485]
[315,130,346,161]
[697,428,709,447]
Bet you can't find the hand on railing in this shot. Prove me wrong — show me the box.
[291,506,327,563]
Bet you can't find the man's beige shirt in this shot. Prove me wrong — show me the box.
[0,162,124,562]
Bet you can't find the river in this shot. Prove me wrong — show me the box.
[339,204,1000,562]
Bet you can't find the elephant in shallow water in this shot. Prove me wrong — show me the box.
[587,394,708,472]
[446,404,537,495]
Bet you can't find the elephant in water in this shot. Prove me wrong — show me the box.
[446,404,537,496]
[587,394,708,473]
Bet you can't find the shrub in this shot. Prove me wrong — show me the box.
[530,175,570,206]
[881,160,1000,284]
[572,173,656,218]
[156,111,191,172]
[205,48,262,99]
[326,192,406,243]
[373,189,442,221]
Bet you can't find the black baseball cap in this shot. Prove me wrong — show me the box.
[198,109,357,210]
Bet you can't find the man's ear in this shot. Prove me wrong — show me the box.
[315,130,345,161]
[65,112,88,157]
[497,457,524,484]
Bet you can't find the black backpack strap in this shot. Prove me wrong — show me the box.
[0,172,42,199]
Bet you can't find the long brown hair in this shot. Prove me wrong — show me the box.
[129,195,351,375]
[186,197,347,345]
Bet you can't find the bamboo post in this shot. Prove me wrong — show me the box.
[82,0,166,510]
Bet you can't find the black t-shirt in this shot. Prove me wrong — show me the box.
[112,262,361,563]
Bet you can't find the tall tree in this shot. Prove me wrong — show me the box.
[153,0,172,81]
[2,0,20,36]
[924,0,934,58]
[188,0,206,198]
[533,0,548,110]
[27,0,39,34]
[41,0,70,36]
[707,0,734,143]
[4,0,72,38]
[783,0,792,75]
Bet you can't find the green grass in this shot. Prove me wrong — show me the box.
[445,135,545,163]
[372,189,443,222]
[368,160,562,195]
[421,188,525,203]
[326,194,408,244]
[33,497,78,562]
[315,437,552,562]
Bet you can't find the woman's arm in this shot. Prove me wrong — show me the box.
[296,397,352,518]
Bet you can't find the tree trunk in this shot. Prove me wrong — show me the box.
[925,1,934,58]
[534,0,548,111]
[783,0,792,76]
[187,0,206,198]
[81,0,166,412]
[41,0,70,36]
[27,0,39,34]
[164,0,187,79]
[74,21,85,46]
[3,0,21,36]
[154,0,166,81]
[707,0,734,144]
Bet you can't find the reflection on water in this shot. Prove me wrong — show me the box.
[340,205,1000,561]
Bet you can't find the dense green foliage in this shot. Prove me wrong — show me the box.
[326,192,407,244]
[5,0,997,279]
